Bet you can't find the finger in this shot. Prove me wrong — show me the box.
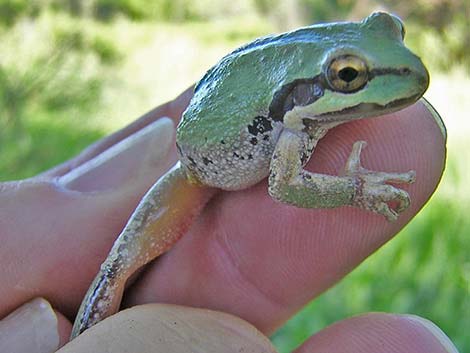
[58,304,276,353]
[0,118,178,318]
[0,298,71,353]
[41,86,193,178]
[125,101,446,333]
[294,313,458,353]
[58,117,175,191]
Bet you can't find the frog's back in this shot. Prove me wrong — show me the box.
[177,30,311,189]
[175,21,359,190]
[177,27,328,146]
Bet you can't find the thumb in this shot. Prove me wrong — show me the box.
[58,117,177,192]
[0,118,178,319]
[58,305,277,353]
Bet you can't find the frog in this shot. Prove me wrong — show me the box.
[70,12,429,339]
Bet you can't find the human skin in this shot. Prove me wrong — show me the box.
[0,87,455,352]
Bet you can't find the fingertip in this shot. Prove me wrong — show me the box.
[0,298,60,353]
[167,85,195,124]
[400,315,459,353]
[420,97,447,142]
[58,304,276,353]
[310,100,446,223]
[294,313,457,353]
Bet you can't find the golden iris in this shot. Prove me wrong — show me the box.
[326,55,368,93]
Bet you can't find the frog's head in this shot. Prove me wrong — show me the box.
[273,12,429,126]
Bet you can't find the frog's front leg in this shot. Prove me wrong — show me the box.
[268,129,415,221]
[71,162,216,339]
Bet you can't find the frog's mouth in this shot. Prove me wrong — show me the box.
[313,93,423,122]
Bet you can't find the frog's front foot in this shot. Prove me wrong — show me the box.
[343,141,416,221]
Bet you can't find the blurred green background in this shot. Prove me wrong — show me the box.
[0,0,468,351]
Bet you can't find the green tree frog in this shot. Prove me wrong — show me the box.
[71,12,429,338]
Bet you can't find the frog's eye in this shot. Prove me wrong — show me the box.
[326,55,369,93]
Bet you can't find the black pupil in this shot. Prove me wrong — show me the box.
[338,67,358,82]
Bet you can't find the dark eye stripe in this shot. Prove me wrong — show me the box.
[269,75,325,122]
[267,65,411,123]
[369,67,411,77]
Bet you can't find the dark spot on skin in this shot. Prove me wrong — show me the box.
[117,244,126,254]
[247,116,273,136]
[272,154,278,160]
[240,156,245,160]
[103,261,120,278]
[300,152,309,165]
[263,135,270,141]
[233,152,240,158]
[220,139,226,144]
[250,137,258,145]
[304,174,312,180]
[248,154,253,160]
[202,157,213,165]
[188,156,197,166]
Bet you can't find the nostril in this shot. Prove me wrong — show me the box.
[399,67,411,75]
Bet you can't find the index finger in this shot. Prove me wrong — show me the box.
[124,100,446,334]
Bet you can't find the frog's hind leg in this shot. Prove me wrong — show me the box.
[70,260,125,338]
[70,162,216,339]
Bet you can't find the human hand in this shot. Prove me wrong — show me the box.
[0,87,456,352]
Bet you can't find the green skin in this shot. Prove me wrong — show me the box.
[71,12,429,339]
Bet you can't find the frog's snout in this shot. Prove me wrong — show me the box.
[410,55,430,95]
[421,66,430,91]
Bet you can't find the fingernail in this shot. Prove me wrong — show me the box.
[60,117,175,191]
[402,314,460,353]
[421,98,447,142]
[0,298,59,353]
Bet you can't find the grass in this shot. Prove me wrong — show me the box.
[1,15,468,352]
[0,110,104,180]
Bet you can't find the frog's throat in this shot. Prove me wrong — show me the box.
[281,91,420,131]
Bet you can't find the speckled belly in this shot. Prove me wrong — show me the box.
[177,123,283,191]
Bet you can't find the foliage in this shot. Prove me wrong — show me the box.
[0,0,39,26]
[0,0,467,72]
[384,0,470,73]
[0,13,121,178]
